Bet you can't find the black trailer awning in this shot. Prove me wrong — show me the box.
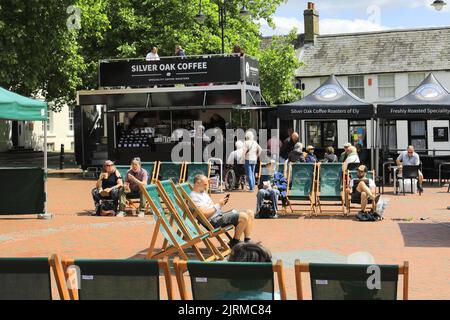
[278,75,374,120]
[378,73,450,119]
[77,84,267,111]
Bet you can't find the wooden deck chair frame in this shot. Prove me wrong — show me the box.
[176,181,235,244]
[61,258,173,300]
[142,161,158,184]
[168,180,231,260]
[174,258,287,300]
[294,260,409,300]
[286,163,317,216]
[139,184,212,261]
[315,163,347,215]
[48,254,71,300]
[156,180,218,262]
[154,161,186,183]
[345,169,377,215]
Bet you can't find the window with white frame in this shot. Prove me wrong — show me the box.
[408,73,425,92]
[348,75,365,99]
[68,106,74,131]
[42,111,53,132]
[378,74,395,99]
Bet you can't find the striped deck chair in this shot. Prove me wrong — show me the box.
[139,184,214,261]
[156,180,221,261]
[61,258,173,300]
[315,163,346,215]
[295,260,409,300]
[174,258,287,300]
[176,182,234,242]
[0,255,69,300]
[286,163,317,215]
[155,161,186,184]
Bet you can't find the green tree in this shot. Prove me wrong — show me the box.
[258,29,302,106]
[0,0,83,111]
[0,0,299,110]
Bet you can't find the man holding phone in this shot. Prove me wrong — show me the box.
[190,174,254,248]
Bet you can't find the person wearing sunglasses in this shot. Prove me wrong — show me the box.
[347,165,380,214]
[91,160,123,216]
[396,145,423,193]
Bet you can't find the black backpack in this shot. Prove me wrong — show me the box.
[257,202,276,219]
[356,210,382,222]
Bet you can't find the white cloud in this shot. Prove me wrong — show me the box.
[260,16,391,36]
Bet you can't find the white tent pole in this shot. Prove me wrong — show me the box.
[39,118,52,219]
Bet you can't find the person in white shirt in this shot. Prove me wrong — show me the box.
[190,174,254,248]
[347,165,380,213]
[344,146,360,168]
[227,140,244,165]
[241,131,262,191]
[146,45,160,61]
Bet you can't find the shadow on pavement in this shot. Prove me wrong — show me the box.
[398,222,450,247]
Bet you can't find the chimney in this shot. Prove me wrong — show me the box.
[304,2,319,44]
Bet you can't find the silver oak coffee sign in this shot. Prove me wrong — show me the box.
[99,56,258,87]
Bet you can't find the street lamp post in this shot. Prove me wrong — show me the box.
[431,0,447,11]
[196,0,249,54]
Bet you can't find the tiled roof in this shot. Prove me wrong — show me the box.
[294,27,450,77]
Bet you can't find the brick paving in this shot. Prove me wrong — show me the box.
[0,175,449,300]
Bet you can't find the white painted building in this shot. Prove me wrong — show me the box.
[0,105,74,153]
[272,2,450,156]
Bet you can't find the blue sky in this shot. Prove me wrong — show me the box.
[260,0,450,36]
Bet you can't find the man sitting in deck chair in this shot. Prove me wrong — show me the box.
[347,165,380,214]
[190,174,254,248]
[118,157,148,217]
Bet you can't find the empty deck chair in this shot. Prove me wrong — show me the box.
[155,161,185,184]
[0,255,69,300]
[174,259,286,300]
[295,260,409,300]
[156,180,221,261]
[139,184,213,261]
[142,161,157,184]
[286,163,317,215]
[184,162,211,185]
[315,163,346,215]
[176,182,234,243]
[61,259,172,300]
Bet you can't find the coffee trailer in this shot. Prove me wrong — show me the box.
[75,54,268,169]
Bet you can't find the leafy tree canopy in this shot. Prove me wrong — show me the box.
[0,0,300,110]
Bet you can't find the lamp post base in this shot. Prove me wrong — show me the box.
[37,213,53,220]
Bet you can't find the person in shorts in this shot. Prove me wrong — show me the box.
[347,165,380,213]
[190,174,254,247]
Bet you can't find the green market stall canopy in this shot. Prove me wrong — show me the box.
[0,87,47,121]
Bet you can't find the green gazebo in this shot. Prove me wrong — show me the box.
[0,87,51,218]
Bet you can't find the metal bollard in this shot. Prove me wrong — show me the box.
[60,144,65,170]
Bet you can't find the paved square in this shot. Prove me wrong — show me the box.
[0,175,449,299]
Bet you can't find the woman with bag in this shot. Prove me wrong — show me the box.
[241,131,262,192]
